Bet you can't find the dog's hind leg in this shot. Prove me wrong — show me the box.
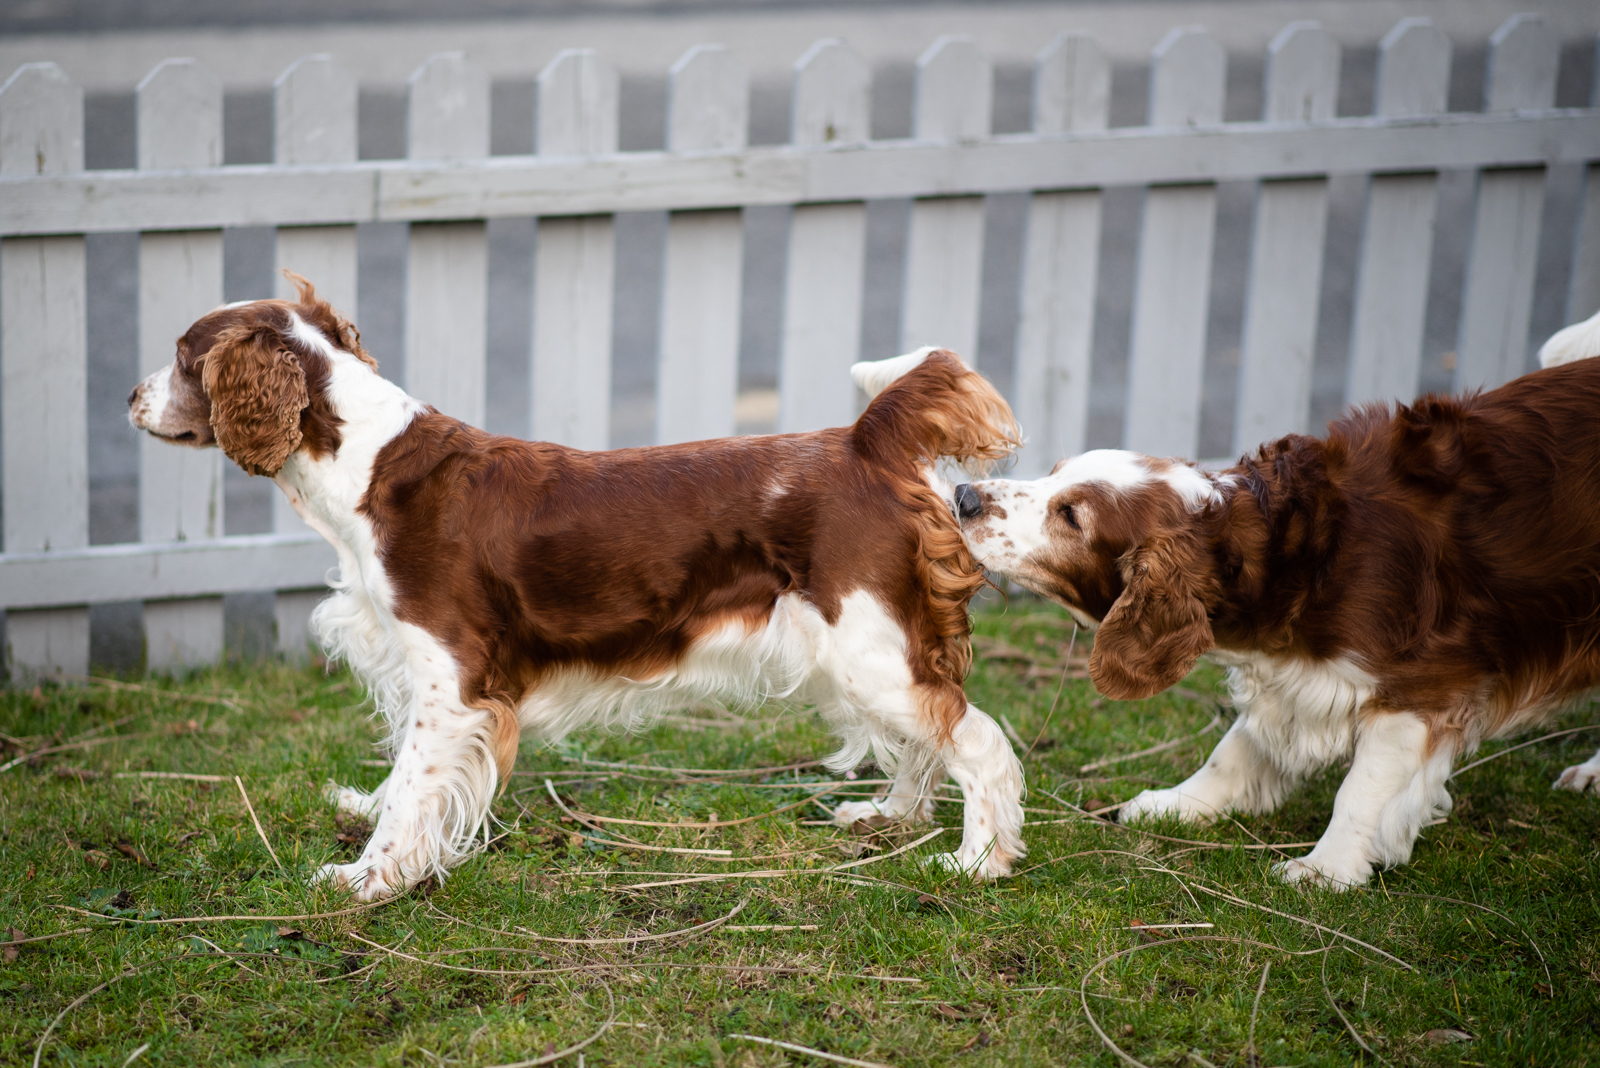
[1274,711,1453,889]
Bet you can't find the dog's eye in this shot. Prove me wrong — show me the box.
[1056,503,1079,529]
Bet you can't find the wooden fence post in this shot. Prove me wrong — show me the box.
[778,38,869,433]
[531,49,618,450]
[137,58,226,674]
[1455,14,1558,390]
[1124,27,1225,458]
[1232,23,1339,455]
[1571,33,1600,327]
[406,52,490,426]
[1345,18,1451,407]
[273,54,359,659]
[1011,31,1108,475]
[657,44,747,445]
[901,36,990,361]
[1,63,88,682]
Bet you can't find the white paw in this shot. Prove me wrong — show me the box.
[923,847,1011,881]
[313,859,403,901]
[1272,854,1371,890]
[1553,761,1600,793]
[324,780,382,818]
[832,799,888,824]
[1118,787,1220,825]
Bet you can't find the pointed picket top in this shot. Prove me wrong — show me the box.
[914,36,992,141]
[1263,22,1340,122]
[1149,27,1225,126]
[1033,32,1109,135]
[668,44,748,152]
[0,63,83,176]
[136,59,221,170]
[537,49,619,157]
[275,55,356,164]
[1375,19,1451,118]
[1485,14,1557,113]
[792,38,870,146]
[408,52,490,162]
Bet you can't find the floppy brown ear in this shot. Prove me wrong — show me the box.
[1087,529,1214,700]
[201,322,308,476]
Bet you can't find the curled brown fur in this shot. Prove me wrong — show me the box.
[202,321,309,476]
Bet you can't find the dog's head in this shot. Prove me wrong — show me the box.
[955,450,1220,700]
[128,273,375,477]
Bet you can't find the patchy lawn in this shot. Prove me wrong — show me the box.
[2,600,1598,1067]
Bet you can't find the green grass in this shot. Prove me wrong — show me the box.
[2,600,1598,1067]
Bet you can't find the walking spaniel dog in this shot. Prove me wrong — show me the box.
[129,276,1026,899]
[952,353,1600,888]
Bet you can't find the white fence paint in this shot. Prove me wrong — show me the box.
[2,16,1598,681]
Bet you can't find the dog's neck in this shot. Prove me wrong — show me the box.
[273,346,425,551]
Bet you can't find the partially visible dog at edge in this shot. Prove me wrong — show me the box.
[127,273,1026,900]
[950,305,1600,889]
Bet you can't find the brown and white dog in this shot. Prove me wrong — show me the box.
[952,356,1600,888]
[128,277,1026,899]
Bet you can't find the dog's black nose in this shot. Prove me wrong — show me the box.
[955,483,983,520]
[127,384,139,407]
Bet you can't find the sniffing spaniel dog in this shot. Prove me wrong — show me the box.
[129,277,1026,899]
[952,356,1600,888]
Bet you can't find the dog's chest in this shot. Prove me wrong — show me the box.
[1210,650,1378,774]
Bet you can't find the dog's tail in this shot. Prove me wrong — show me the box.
[1539,307,1600,369]
[850,347,1021,475]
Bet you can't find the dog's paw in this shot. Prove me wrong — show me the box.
[1118,787,1219,825]
[1272,854,1370,890]
[324,780,382,818]
[923,847,1012,881]
[1553,760,1600,793]
[313,859,403,902]
[832,799,887,825]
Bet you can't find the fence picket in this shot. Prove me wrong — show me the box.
[1124,27,1224,458]
[1011,32,1108,475]
[272,55,360,657]
[531,50,618,450]
[1571,37,1600,326]
[658,45,747,444]
[779,39,869,433]
[1232,23,1339,456]
[0,63,88,681]
[1346,19,1451,408]
[1455,15,1558,391]
[901,36,990,360]
[405,53,490,427]
[136,59,226,673]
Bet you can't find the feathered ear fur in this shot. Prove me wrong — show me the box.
[202,321,308,477]
[1088,528,1215,700]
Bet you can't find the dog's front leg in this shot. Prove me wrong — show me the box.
[930,704,1025,879]
[1120,716,1292,824]
[316,640,503,901]
[1275,711,1453,889]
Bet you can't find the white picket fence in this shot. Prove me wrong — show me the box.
[1,15,1598,682]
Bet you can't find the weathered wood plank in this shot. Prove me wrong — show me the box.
[1346,18,1451,408]
[1125,27,1224,458]
[272,55,359,656]
[2,111,1597,235]
[405,53,489,426]
[1232,23,1339,455]
[779,39,869,433]
[1455,14,1558,391]
[137,58,227,673]
[1572,162,1600,323]
[531,50,617,450]
[658,45,747,444]
[1,535,337,609]
[1,62,88,681]
[902,36,991,358]
[1012,32,1108,475]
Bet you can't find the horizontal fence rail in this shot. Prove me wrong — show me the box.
[2,15,1598,681]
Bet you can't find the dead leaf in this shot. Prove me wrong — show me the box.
[1534,982,1552,998]
[54,767,102,782]
[1423,1029,1474,1045]
[276,927,303,940]
[84,849,112,870]
[958,1031,991,1052]
[1121,1025,1135,1037]
[333,812,373,845]
[115,842,153,867]
[4,927,25,962]
[934,1004,967,1020]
